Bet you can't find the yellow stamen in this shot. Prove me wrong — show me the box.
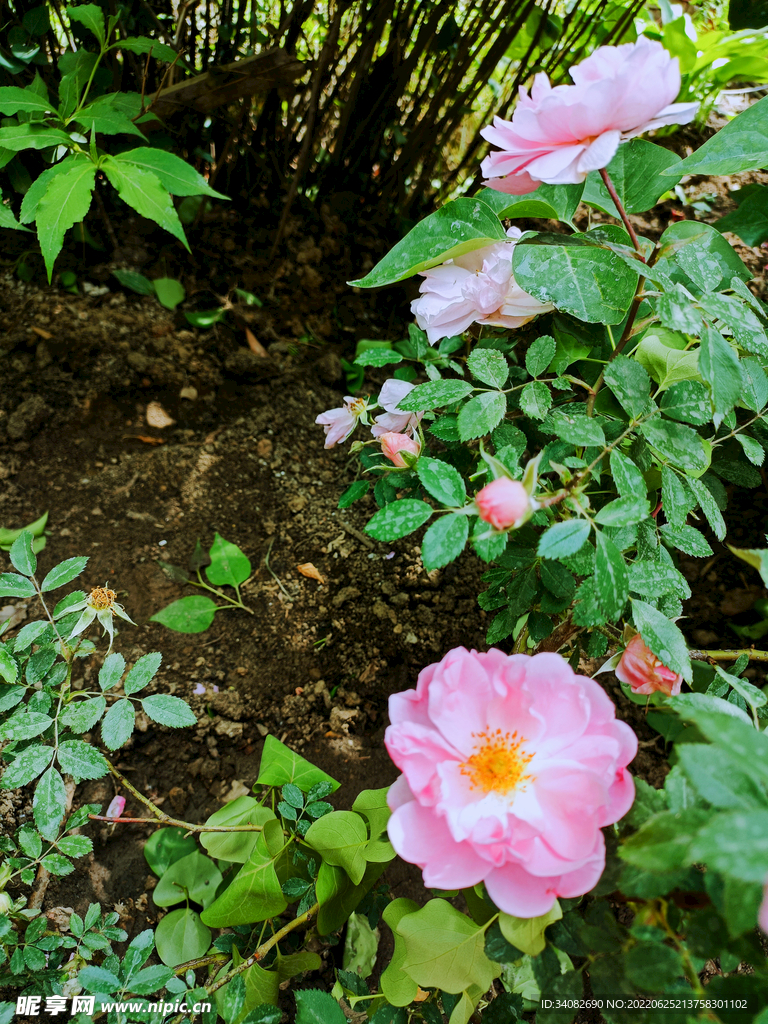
[459,728,534,796]
[88,587,116,611]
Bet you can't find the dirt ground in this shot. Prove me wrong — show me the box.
[2,147,768,1013]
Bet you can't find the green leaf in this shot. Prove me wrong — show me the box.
[10,530,35,576]
[338,480,369,508]
[619,808,710,871]
[155,908,211,968]
[351,787,391,840]
[99,651,125,691]
[659,380,711,425]
[498,901,562,957]
[153,850,222,908]
[349,197,506,288]
[102,159,188,249]
[594,496,650,527]
[294,990,347,1024]
[365,499,432,541]
[354,348,402,367]
[417,458,466,507]
[641,418,711,475]
[0,710,52,741]
[525,335,556,378]
[537,520,590,559]
[396,379,474,412]
[201,819,287,926]
[144,828,197,876]
[467,349,508,389]
[668,95,768,176]
[421,515,469,572]
[0,743,53,788]
[689,810,768,882]
[127,964,176,996]
[736,433,765,466]
[111,149,226,200]
[687,476,726,542]
[677,744,768,810]
[0,86,52,115]
[150,595,217,633]
[34,765,66,840]
[305,811,369,884]
[380,898,421,1006]
[610,451,646,496]
[114,37,180,63]
[13,619,50,650]
[74,98,147,139]
[657,220,751,293]
[603,356,652,419]
[57,739,108,780]
[0,572,37,599]
[715,183,768,245]
[518,380,551,419]
[256,734,339,793]
[141,693,197,728]
[630,597,692,681]
[395,899,500,995]
[0,649,19,684]
[35,160,96,281]
[113,268,155,295]
[316,859,388,936]
[476,182,584,225]
[152,276,185,310]
[546,408,605,447]
[661,522,713,557]
[699,324,742,422]
[699,292,768,355]
[634,332,701,392]
[0,124,73,151]
[205,533,252,588]
[595,532,628,619]
[68,3,105,44]
[201,798,276,863]
[512,233,638,324]
[41,556,88,592]
[79,965,121,993]
[58,835,92,858]
[101,698,135,750]
[582,140,682,214]
[655,284,704,334]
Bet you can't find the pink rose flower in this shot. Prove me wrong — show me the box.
[371,378,423,439]
[615,634,683,697]
[380,431,421,468]
[481,38,698,194]
[385,647,637,917]
[476,477,531,530]
[410,227,554,345]
[759,878,768,934]
[106,796,126,820]
[316,396,368,449]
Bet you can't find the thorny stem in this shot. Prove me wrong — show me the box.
[99,761,267,834]
[204,902,320,996]
[599,168,645,259]
[691,649,768,663]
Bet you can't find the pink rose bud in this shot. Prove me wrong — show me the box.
[615,634,683,697]
[380,431,421,468]
[475,477,530,530]
[106,796,126,820]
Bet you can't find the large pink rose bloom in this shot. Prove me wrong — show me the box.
[615,634,683,697]
[385,648,637,917]
[411,227,554,345]
[481,38,698,194]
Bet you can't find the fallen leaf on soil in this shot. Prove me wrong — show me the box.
[221,779,250,802]
[245,327,269,357]
[297,562,325,584]
[123,435,165,445]
[146,401,176,428]
[31,326,53,340]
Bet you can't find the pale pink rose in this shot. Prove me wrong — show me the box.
[316,396,367,449]
[385,647,637,917]
[481,38,698,194]
[411,227,553,345]
[106,796,126,819]
[476,477,531,530]
[371,378,423,439]
[759,878,768,933]
[615,634,683,697]
[380,431,421,468]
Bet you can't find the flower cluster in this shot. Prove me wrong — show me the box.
[385,647,636,917]
[480,37,697,194]
[316,378,423,462]
[411,227,554,345]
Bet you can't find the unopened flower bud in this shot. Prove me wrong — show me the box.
[475,477,530,530]
[615,634,683,696]
[380,431,421,468]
